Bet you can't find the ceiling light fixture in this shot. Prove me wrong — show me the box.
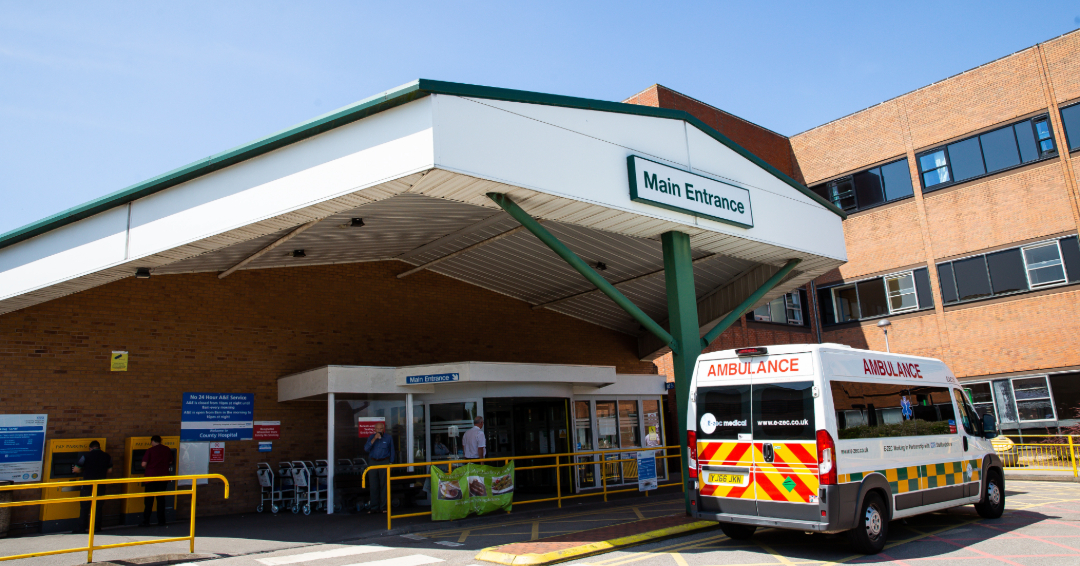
[350,217,365,227]
[594,261,607,271]
[135,268,151,279]
[292,249,306,258]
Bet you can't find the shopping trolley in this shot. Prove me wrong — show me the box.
[256,462,290,514]
[289,460,328,515]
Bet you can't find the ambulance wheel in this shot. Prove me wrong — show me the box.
[719,523,757,540]
[271,505,280,514]
[975,470,1005,519]
[849,492,888,554]
[257,504,264,513]
[303,504,311,516]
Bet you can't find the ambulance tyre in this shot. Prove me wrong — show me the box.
[849,492,888,554]
[975,470,1005,519]
[719,522,757,540]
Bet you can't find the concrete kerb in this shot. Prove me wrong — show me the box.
[474,518,718,566]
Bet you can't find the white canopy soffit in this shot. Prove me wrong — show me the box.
[0,80,847,360]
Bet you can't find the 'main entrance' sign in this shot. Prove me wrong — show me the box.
[627,155,753,228]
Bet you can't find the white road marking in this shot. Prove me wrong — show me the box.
[257,546,390,565]
[434,541,463,547]
[342,555,443,566]
[401,534,426,540]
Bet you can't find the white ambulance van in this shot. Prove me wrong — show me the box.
[687,344,1004,554]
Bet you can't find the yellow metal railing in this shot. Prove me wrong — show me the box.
[994,434,1079,476]
[362,446,684,530]
[0,474,229,563]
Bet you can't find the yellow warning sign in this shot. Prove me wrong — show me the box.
[111,351,129,371]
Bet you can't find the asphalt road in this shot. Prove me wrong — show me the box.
[4,480,1079,566]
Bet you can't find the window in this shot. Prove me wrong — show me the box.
[952,389,983,436]
[937,236,1078,305]
[696,385,751,440]
[831,382,957,439]
[1023,242,1066,288]
[1062,103,1080,152]
[820,268,934,326]
[968,377,1058,426]
[917,115,1057,192]
[964,382,996,420]
[885,272,918,313]
[1048,372,1080,422]
[751,291,806,326]
[810,158,914,213]
[753,382,816,441]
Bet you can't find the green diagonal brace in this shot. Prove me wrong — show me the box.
[487,192,678,354]
[700,258,802,349]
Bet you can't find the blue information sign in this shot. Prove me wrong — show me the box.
[0,414,48,483]
[637,451,658,491]
[405,373,460,384]
[180,393,254,441]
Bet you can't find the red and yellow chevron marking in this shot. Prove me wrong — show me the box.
[752,442,819,504]
[698,440,754,466]
[698,440,755,499]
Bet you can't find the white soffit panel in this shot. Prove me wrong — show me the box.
[432,94,845,262]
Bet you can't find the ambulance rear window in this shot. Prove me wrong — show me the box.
[697,385,750,439]
[753,381,816,440]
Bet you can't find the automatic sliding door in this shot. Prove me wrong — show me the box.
[574,401,596,489]
[429,401,477,464]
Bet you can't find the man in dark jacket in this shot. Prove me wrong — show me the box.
[140,435,174,527]
[363,421,395,513]
[72,440,112,534]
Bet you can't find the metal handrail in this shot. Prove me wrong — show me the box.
[0,473,229,563]
[361,445,683,530]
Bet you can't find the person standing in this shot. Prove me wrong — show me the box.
[363,421,395,514]
[463,416,486,460]
[140,435,174,527]
[72,440,112,534]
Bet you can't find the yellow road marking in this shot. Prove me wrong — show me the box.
[457,529,470,543]
[531,521,540,540]
[756,542,797,565]
[670,552,690,566]
[634,507,645,520]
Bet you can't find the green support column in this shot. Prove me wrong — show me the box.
[661,231,701,515]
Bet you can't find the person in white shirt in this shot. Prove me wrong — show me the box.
[463,416,486,460]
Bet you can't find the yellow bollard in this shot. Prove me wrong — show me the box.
[189,483,198,553]
[555,455,562,509]
[386,468,392,531]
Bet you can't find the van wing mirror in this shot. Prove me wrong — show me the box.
[982,413,997,439]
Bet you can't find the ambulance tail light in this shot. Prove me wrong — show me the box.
[687,430,698,479]
[735,347,767,356]
[817,429,837,485]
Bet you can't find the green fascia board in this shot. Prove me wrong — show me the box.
[0,79,843,253]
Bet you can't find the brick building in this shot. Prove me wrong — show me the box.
[641,29,1080,434]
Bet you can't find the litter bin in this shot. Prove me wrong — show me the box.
[0,480,12,538]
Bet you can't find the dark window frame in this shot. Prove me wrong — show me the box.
[1061,101,1080,153]
[747,289,810,327]
[917,115,1058,193]
[809,157,915,214]
[818,267,935,327]
[936,236,1079,306]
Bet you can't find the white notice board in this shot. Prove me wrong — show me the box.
[0,414,47,483]
[178,442,209,486]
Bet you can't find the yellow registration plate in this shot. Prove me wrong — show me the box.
[707,473,745,485]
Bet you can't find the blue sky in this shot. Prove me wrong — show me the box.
[1,1,1078,234]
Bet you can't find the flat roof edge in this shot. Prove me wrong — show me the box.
[0,78,846,253]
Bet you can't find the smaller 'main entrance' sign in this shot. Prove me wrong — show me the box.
[626,155,753,228]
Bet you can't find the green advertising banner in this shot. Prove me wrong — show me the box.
[431,461,514,521]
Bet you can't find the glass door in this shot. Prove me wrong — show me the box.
[642,398,666,480]
[619,400,641,482]
[574,400,596,489]
[427,401,477,466]
[596,401,621,485]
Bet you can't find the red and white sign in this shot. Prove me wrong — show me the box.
[209,442,225,463]
[357,417,385,438]
[699,353,813,380]
[253,421,281,440]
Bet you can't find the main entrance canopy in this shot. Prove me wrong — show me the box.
[0,80,846,361]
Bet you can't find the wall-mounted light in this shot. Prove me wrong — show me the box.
[135,268,151,279]
[292,249,306,258]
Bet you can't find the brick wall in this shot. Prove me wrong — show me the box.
[624,85,797,178]
[0,261,655,523]
[793,29,1080,388]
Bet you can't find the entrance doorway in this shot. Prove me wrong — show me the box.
[483,398,570,494]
